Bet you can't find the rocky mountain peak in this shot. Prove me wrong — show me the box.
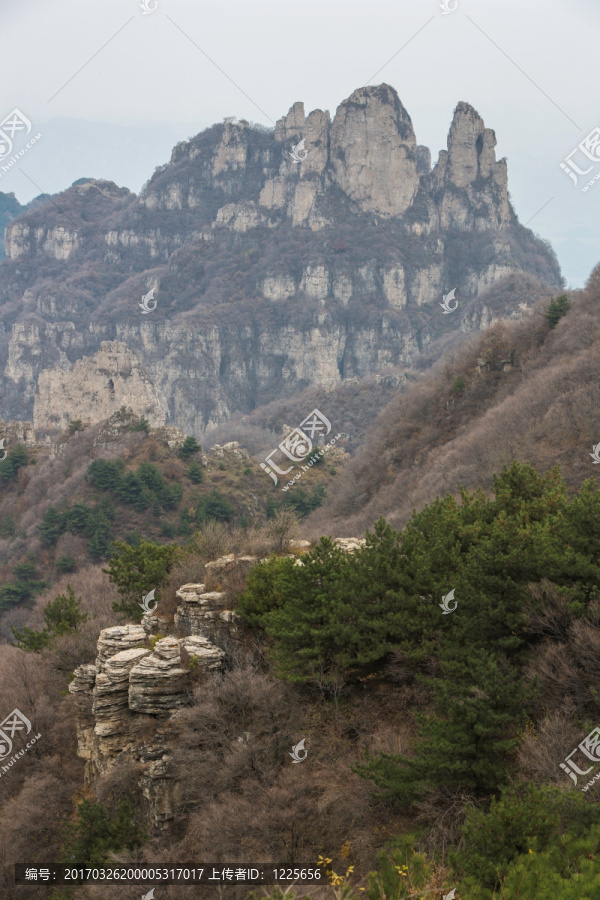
[0,84,561,434]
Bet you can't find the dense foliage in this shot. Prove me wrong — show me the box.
[86,459,183,512]
[241,462,600,800]
[11,585,87,650]
[0,560,47,611]
[103,539,179,619]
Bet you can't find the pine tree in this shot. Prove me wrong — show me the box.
[543,293,570,327]
[356,652,532,799]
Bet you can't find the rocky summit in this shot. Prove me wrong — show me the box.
[0,84,560,436]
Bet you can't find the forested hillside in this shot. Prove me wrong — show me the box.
[308,266,600,538]
[2,446,600,897]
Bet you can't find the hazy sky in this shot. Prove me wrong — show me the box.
[2,0,599,286]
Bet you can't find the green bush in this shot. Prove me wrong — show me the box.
[188,461,204,483]
[179,435,202,459]
[11,584,87,651]
[38,506,67,546]
[0,560,48,611]
[86,458,125,491]
[61,799,144,867]
[451,785,600,898]
[55,555,76,573]
[104,539,179,620]
[283,482,326,517]
[160,522,178,538]
[87,458,182,513]
[195,489,234,524]
[543,293,570,328]
[0,444,28,486]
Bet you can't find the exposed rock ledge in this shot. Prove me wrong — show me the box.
[69,542,365,827]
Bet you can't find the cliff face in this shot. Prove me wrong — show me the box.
[68,546,359,828]
[0,85,562,434]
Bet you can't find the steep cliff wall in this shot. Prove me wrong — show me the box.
[0,85,562,434]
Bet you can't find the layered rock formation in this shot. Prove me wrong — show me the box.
[67,541,377,827]
[69,621,225,824]
[0,85,562,434]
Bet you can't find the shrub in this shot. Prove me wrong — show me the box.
[55,555,76,573]
[0,444,28,486]
[39,506,67,546]
[188,461,204,483]
[543,293,570,328]
[283,482,326,517]
[60,798,145,867]
[451,784,600,897]
[179,436,202,459]
[0,560,48,611]
[11,584,87,651]
[86,458,125,491]
[264,509,298,551]
[104,539,179,620]
[195,489,234,524]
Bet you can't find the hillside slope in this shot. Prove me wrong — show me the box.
[308,268,600,537]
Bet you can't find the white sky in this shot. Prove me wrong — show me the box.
[2,0,599,286]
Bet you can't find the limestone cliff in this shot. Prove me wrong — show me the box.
[0,84,562,435]
[68,546,358,828]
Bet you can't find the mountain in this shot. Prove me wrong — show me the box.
[0,84,560,437]
[307,267,599,537]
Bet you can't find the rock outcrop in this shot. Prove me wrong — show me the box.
[68,541,369,827]
[34,341,166,432]
[1,84,561,435]
[69,622,225,825]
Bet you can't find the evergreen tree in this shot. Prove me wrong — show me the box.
[11,585,87,650]
[38,506,67,546]
[179,435,202,459]
[104,540,179,620]
[86,458,124,491]
[188,461,204,483]
[195,489,234,524]
[356,652,532,799]
[0,560,48,611]
[61,799,144,867]
[543,293,571,327]
[0,444,28,485]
